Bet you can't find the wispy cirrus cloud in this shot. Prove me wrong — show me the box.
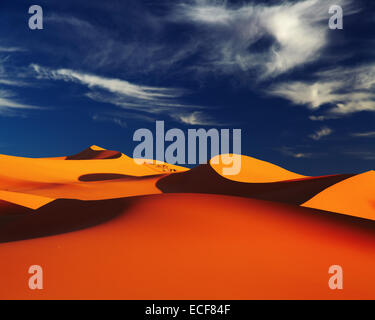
[171,0,354,77]
[172,111,224,126]
[0,90,39,114]
[279,146,313,159]
[0,46,25,53]
[31,64,218,125]
[351,131,375,138]
[309,127,333,140]
[0,53,42,115]
[268,63,375,116]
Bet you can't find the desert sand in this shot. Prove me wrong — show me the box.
[303,171,375,221]
[0,146,374,299]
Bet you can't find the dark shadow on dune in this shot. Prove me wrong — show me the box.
[78,173,164,182]
[0,198,132,243]
[66,147,122,160]
[0,200,33,218]
[156,164,355,205]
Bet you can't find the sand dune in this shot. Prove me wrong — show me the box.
[303,171,375,221]
[0,146,187,204]
[0,146,186,183]
[2,193,375,299]
[157,163,353,205]
[0,146,373,299]
[210,154,306,182]
[0,191,53,210]
[66,145,122,160]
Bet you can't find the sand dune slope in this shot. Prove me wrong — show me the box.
[0,146,187,183]
[210,154,306,182]
[1,193,375,299]
[0,191,53,210]
[157,163,353,205]
[0,146,187,204]
[303,171,375,220]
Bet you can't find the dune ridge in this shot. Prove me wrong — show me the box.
[210,154,307,183]
[157,163,354,205]
[0,145,374,299]
[303,170,375,221]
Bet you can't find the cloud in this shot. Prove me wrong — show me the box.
[31,64,181,101]
[31,64,218,124]
[172,0,353,77]
[0,54,42,115]
[343,151,375,160]
[91,110,159,127]
[0,90,40,115]
[0,46,25,53]
[43,12,193,74]
[351,131,375,138]
[92,114,127,128]
[279,146,313,158]
[172,111,223,126]
[269,63,375,116]
[309,115,339,121]
[309,127,333,140]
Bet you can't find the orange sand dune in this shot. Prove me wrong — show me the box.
[0,146,187,205]
[1,175,164,201]
[1,193,375,299]
[210,154,307,183]
[0,145,187,183]
[303,171,375,221]
[0,191,53,210]
[157,163,353,205]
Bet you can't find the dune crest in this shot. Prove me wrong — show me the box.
[0,190,54,210]
[210,154,306,183]
[303,170,375,221]
[0,146,188,202]
[66,145,122,160]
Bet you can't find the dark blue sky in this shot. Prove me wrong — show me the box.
[0,0,374,175]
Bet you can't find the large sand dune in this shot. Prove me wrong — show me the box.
[2,194,375,299]
[0,146,373,299]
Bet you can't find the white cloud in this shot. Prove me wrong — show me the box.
[309,127,333,140]
[0,90,39,114]
[269,81,344,109]
[269,63,375,116]
[309,115,338,121]
[173,0,353,77]
[279,146,313,158]
[173,111,222,126]
[351,131,375,138]
[31,64,218,124]
[31,64,181,101]
[0,46,25,53]
[0,55,41,115]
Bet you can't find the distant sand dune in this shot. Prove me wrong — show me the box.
[303,171,375,220]
[210,154,306,183]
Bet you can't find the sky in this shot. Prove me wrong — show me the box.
[0,0,374,175]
